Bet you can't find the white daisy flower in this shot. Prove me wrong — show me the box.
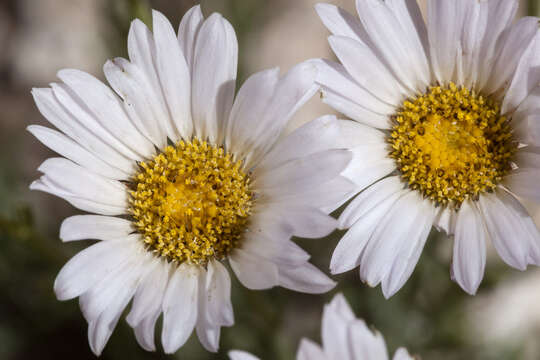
[28,5,352,355]
[314,0,540,297]
[228,293,414,360]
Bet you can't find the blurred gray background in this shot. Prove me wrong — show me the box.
[0,0,539,359]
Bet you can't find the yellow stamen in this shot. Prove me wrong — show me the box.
[128,138,252,264]
[388,83,516,208]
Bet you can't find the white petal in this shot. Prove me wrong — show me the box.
[328,35,406,106]
[103,58,167,149]
[254,205,337,239]
[277,262,336,294]
[192,13,237,143]
[161,264,199,354]
[502,32,540,114]
[484,17,538,95]
[78,242,145,322]
[152,10,193,141]
[60,215,132,242]
[381,198,436,298]
[30,179,125,216]
[253,149,351,192]
[476,0,519,91]
[386,0,430,69]
[31,158,128,214]
[195,267,221,353]
[314,59,395,128]
[229,249,279,290]
[229,350,260,360]
[196,322,220,353]
[56,69,154,158]
[478,191,529,271]
[258,115,340,171]
[27,125,129,180]
[248,214,294,242]
[236,62,319,168]
[204,260,234,327]
[513,88,540,144]
[341,144,396,191]
[503,168,540,202]
[296,338,326,360]
[479,189,540,269]
[126,259,169,328]
[31,88,136,174]
[321,293,354,359]
[226,68,280,162]
[133,311,161,352]
[241,233,309,267]
[427,0,460,83]
[85,262,142,355]
[260,175,355,213]
[348,320,389,360]
[88,312,121,356]
[315,3,366,42]
[355,0,427,91]
[433,206,457,235]
[127,16,179,144]
[128,18,161,90]
[337,119,386,149]
[360,191,430,291]
[178,5,204,70]
[514,146,540,171]
[54,237,138,301]
[338,176,403,229]
[392,348,414,360]
[452,200,487,295]
[321,90,392,130]
[332,188,405,274]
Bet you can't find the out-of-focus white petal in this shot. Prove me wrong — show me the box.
[348,319,389,360]
[228,350,260,360]
[321,293,354,359]
[296,338,326,360]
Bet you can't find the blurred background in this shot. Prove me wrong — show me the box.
[1,0,539,359]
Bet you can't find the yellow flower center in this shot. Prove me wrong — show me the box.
[389,83,516,207]
[129,139,252,265]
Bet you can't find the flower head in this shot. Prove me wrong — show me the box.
[315,0,540,297]
[228,293,414,360]
[29,5,352,355]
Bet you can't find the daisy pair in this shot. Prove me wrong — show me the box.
[229,293,414,360]
[316,0,540,297]
[28,0,540,357]
[29,5,352,355]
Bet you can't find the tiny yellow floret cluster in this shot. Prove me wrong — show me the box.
[389,83,515,208]
[129,139,252,264]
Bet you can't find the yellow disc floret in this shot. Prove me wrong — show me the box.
[389,83,516,208]
[129,139,252,264]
